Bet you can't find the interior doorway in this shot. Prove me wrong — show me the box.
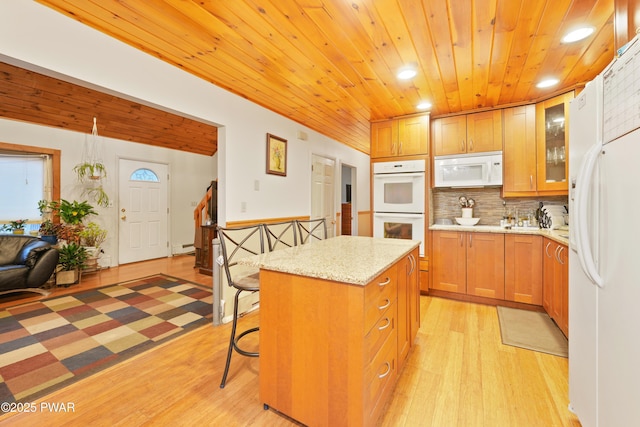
[341,163,357,235]
[311,154,336,238]
[118,159,169,264]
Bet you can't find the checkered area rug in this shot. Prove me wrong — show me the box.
[0,274,213,406]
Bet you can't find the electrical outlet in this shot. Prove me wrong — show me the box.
[241,202,247,212]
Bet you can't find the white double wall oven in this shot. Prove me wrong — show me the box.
[373,159,426,256]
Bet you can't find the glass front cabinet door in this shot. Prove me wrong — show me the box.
[536,92,573,194]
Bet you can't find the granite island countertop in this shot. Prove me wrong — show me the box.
[239,235,420,286]
[429,224,569,245]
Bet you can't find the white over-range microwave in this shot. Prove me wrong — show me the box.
[433,151,503,188]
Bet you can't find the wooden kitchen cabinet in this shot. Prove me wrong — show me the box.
[433,110,502,156]
[371,115,429,158]
[466,232,505,299]
[396,248,420,372]
[431,230,505,298]
[431,230,467,293]
[542,238,569,336]
[505,234,543,304]
[536,92,573,194]
[503,105,537,196]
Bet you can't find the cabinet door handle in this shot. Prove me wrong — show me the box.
[399,141,403,154]
[378,317,391,331]
[378,298,391,310]
[378,362,391,379]
[379,277,391,287]
[545,242,552,258]
[408,254,416,275]
[460,234,464,246]
[557,246,565,265]
[460,139,465,152]
[554,245,562,262]
[469,234,472,247]
[530,175,534,189]
[469,138,474,151]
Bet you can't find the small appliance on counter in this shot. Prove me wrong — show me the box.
[538,202,567,229]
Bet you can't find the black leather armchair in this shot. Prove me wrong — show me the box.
[0,235,59,296]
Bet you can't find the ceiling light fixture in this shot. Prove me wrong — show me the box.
[397,67,417,80]
[417,101,432,110]
[536,78,559,88]
[562,27,595,43]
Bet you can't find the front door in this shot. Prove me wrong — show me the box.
[311,154,336,238]
[118,159,169,264]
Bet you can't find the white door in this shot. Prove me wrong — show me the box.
[118,159,169,264]
[311,154,335,237]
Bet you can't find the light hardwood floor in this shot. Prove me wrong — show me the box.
[0,255,581,426]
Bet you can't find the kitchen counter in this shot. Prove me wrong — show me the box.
[429,224,569,245]
[239,235,420,285]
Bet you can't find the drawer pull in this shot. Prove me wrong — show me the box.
[378,298,391,310]
[378,277,391,287]
[378,317,391,331]
[378,362,391,379]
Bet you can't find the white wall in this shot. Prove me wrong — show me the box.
[0,117,216,265]
[0,1,370,263]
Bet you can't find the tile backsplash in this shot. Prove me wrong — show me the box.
[432,187,568,226]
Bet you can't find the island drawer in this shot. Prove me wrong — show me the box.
[364,301,397,364]
[364,264,398,334]
[364,327,398,421]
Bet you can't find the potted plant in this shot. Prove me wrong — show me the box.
[3,219,28,234]
[78,222,107,271]
[54,199,97,225]
[56,242,88,285]
[53,199,97,244]
[78,221,107,248]
[39,219,61,245]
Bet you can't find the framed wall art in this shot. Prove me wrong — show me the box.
[266,133,287,176]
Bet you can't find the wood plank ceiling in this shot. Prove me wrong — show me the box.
[29,0,615,155]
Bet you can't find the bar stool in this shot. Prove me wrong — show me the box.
[216,224,264,388]
[264,220,298,251]
[296,218,327,244]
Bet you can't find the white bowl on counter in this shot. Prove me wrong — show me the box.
[455,217,480,226]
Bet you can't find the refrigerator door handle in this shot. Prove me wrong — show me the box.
[575,142,605,288]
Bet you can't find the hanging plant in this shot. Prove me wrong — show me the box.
[82,184,110,208]
[73,117,110,207]
[74,161,107,182]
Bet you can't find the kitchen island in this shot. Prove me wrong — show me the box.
[241,236,420,427]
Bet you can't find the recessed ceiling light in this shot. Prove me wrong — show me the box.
[397,67,417,80]
[417,101,432,110]
[562,27,595,43]
[536,78,559,88]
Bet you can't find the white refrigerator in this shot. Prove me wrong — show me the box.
[568,35,640,427]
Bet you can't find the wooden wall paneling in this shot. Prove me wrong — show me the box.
[0,62,218,156]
